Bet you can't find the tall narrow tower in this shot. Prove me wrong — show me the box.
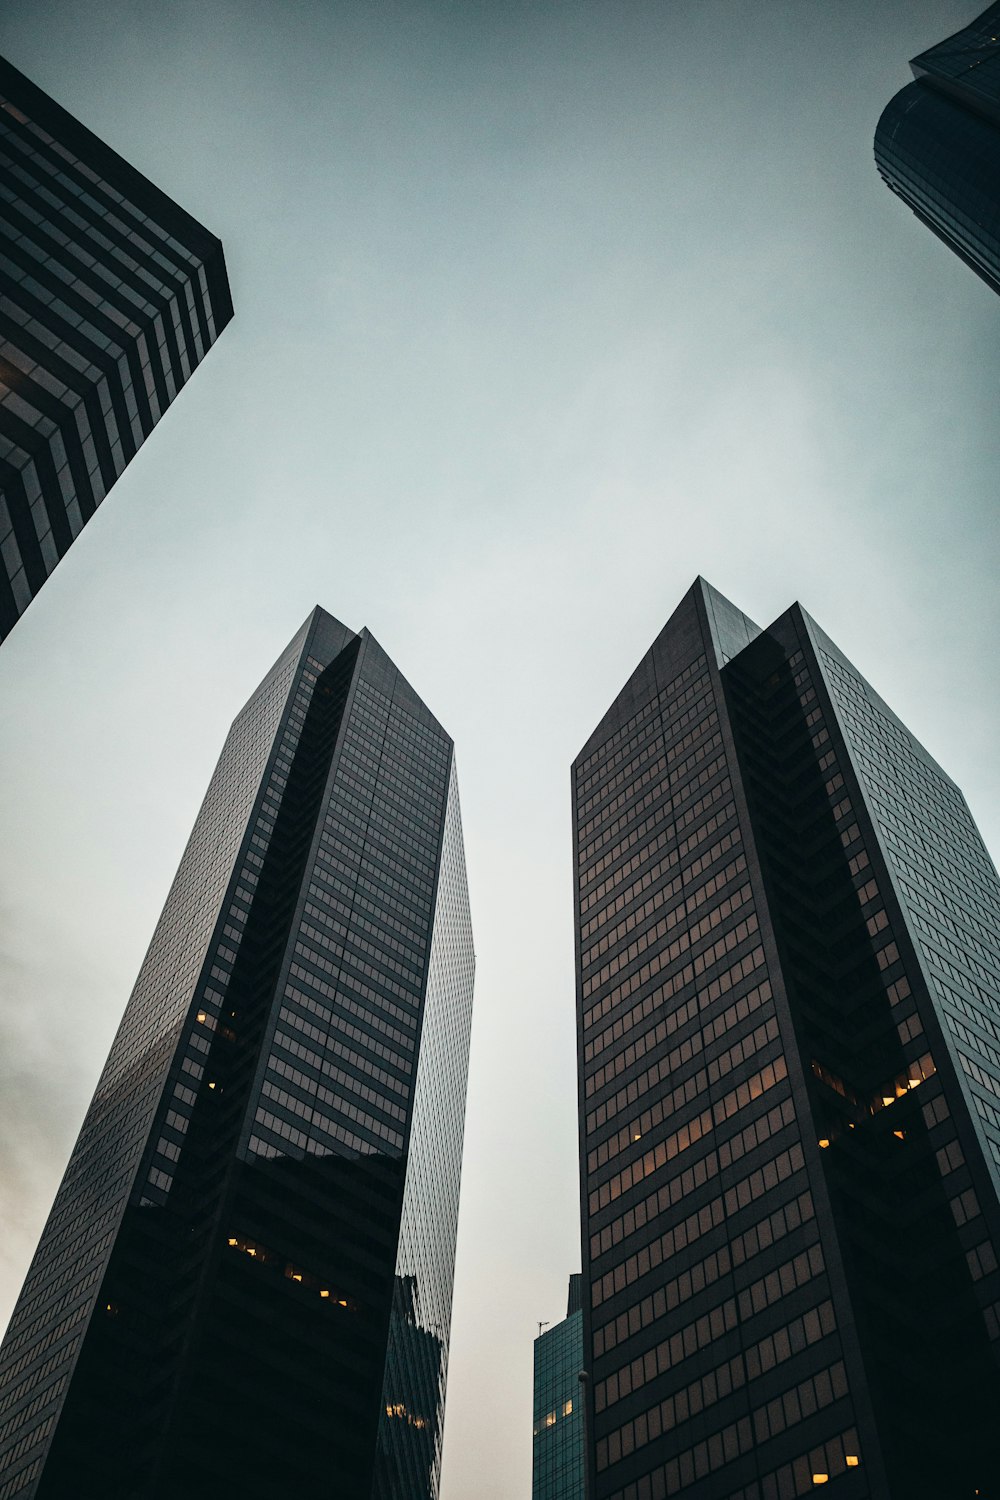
[573,580,1000,1499]
[0,609,475,1500]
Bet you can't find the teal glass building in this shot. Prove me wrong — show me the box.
[533,1276,586,1500]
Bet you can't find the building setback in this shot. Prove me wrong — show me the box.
[875,3,1000,295]
[573,579,1000,1499]
[533,1276,586,1500]
[0,53,232,641]
[0,609,475,1500]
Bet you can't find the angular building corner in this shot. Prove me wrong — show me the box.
[0,609,474,1500]
[0,53,233,641]
[574,578,1000,1499]
[875,3,1000,295]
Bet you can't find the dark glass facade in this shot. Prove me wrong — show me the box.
[0,609,474,1500]
[875,4,1000,295]
[533,1276,586,1500]
[0,54,233,640]
[573,579,1000,1500]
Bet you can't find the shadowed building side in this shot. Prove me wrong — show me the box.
[875,3,1000,295]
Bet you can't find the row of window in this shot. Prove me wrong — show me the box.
[576,656,709,781]
[589,1058,788,1214]
[585,944,766,1087]
[588,1012,780,1174]
[587,976,773,1135]
[590,1095,797,1263]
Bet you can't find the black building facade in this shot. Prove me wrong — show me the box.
[875,4,1000,295]
[0,54,232,640]
[0,609,475,1500]
[574,580,1000,1499]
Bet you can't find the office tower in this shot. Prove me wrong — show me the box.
[0,608,475,1500]
[533,1275,586,1500]
[0,54,233,641]
[573,579,1000,1500]
[875,4,1000,295]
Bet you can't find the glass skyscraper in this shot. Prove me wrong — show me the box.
[875,4,1000,295]
[533,1275,586,1500]
[574,579,1000,1499]
[0,608,475,1500]
[0,53,232,640]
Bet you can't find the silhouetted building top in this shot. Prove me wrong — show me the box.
[875,4,1000,294]
[0,53,233,640]
[0,609,474,1500]
[575,579,1000,1498]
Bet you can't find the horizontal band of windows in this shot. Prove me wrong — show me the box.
[279,998,413,1077]
[593,1170,810,1333]
[594,1193,818,1392]
[588,1058,788,1213]
[578,737,725,848]
[260,1079,402,1151]
[270,1026,410,1100]
[588,1015,781,1172]
[587,978,774,1135]
[587,948,767,1092]
[597,1356,848,1485]
[584,932,764,1070]
[576,657,709,780]
[576,680,713,801]
[578,759,731,873]
[596,1297,838,1472]
[583,855,748,977]
[576,713,720,823]
[589,1093,796,1251]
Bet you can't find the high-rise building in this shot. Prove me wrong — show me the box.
[0,608,475,1500]
[573,579,1000,1500]
[875,4,1000,296]
[533,1275,586,1500]
[0,54,233,641]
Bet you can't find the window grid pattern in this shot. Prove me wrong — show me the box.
[533,1308,585,1500]
[0,58,231,639]
[574,584,860,1500]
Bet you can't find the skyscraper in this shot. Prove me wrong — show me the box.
[0,608,475,1500]
[0,54,233,641]
[875,4,1000,296]
[533,1275,586,1500]
[574,579,1000,1499]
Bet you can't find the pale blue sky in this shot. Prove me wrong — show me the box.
[1,3,997,1496]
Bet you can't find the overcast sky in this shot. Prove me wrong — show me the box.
[1,2,997,1496]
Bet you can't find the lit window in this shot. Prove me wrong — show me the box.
[563,1399,573,1416]
[196,1010,207,1023]
[845,1456,860,1467]
[545,1412,556,1428]
[812,1477,829,1486]
[818,1138,830,1149]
